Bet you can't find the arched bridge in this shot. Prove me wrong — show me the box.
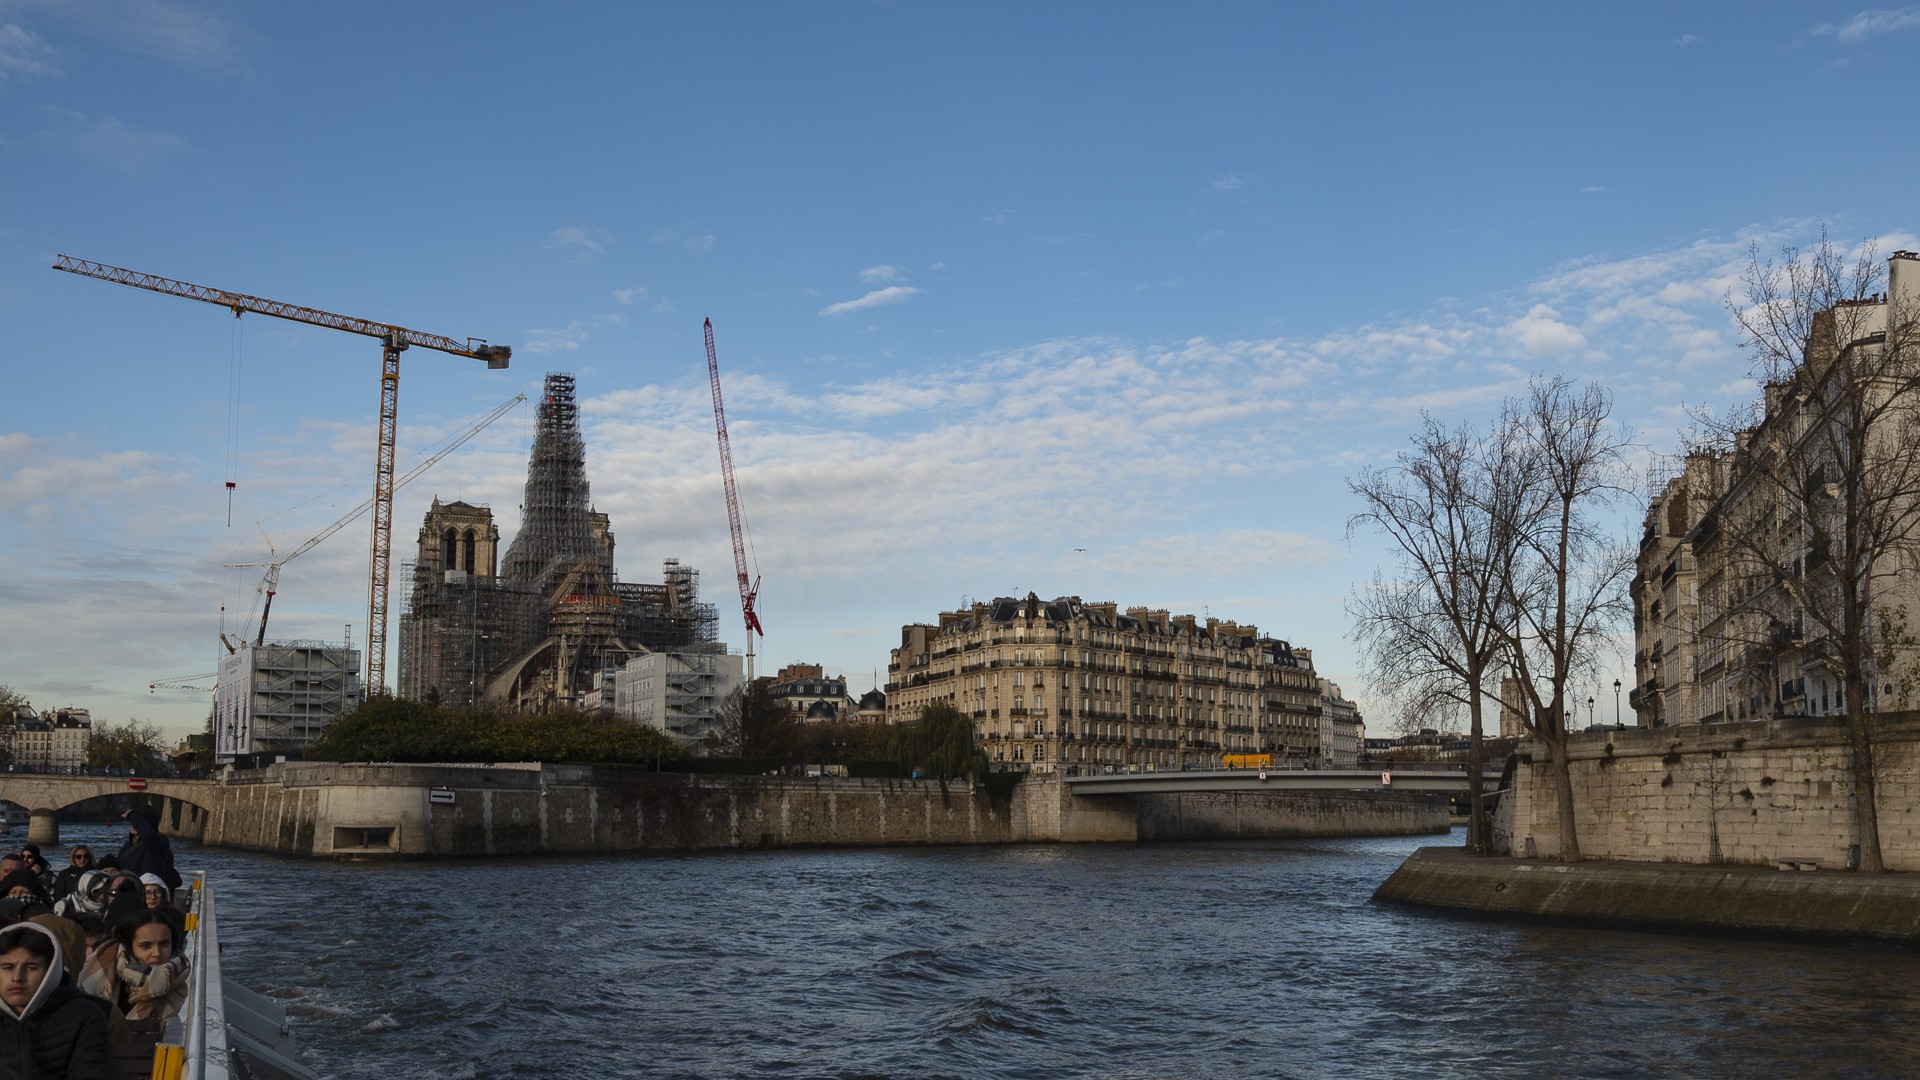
[0,772,218,846]
[1063,765,1502,797]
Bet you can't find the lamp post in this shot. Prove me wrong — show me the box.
[1614,678,1622,729]
[1586,695,1595,730]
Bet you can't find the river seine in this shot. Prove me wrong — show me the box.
[55,824,1920,1078]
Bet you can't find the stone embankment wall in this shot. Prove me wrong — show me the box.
[1498,714,1920,870]
[137,763,1442,859]
[1375,846,1920,944]
[1136,790,1448,841]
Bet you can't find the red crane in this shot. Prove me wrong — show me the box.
[705,318,764,681]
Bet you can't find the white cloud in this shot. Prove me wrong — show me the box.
[99,0,242,69]
[613,285,648,305]
[653,228,717,252]
[546,227,607,262]
[1581,185,1607,194]
[820,285,922,317]
[859,265,900,284]
[981,209,1012,226]
[1672,33,1699,46]
[1504,303,1589,356]
[0,22,57,80]
[1209,174,1245,192]
[1812,6,1920,43]
[523,321,591,353]
[35,107,189,173]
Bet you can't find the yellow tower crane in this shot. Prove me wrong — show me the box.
[53,255,511,693]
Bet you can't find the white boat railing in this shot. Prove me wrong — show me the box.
[167,871,312,1080]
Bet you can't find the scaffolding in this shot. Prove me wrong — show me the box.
[215,639,362,760]
[395,373,722,712]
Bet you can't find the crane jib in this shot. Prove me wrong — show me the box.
[52,255,511,364]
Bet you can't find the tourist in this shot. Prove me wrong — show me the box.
[27,914,86,984]
[50,847,92,902]
[137,876,184,936]
[0,869,50,910]
[101,886,144,934]
[53,872,107,922]
[0,921,112,1078]
[116,811,180,891]
[107,912,189,1024]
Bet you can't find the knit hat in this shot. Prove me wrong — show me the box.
[0,869,49,907]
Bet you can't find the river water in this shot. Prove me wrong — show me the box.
[49,824,1920,1079]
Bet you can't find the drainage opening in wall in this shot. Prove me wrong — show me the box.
[333,826,398,853]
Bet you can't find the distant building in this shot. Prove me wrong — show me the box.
[1318,679,1362,767]
[854,687,887,724]
[613,648,743,749]
[10,707,89,772]
[215,640,362,761]
[766,663,855,723]
[886,593,1323,774]
[396,375,721,711]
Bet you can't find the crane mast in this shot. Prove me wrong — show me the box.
[705,318,763,682]
[53,255,511,694]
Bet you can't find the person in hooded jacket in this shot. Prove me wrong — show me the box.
[113,814,178,893]
[0,920,111,1079]
[47,850,92,906]
[50,876,105,925]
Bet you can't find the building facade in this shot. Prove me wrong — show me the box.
[9,707,90,771]
[1318,679,1362,767]
[766,663,856,723]
[613,648,743,749]
[1633,249,1920,728]
[214,641,362,760]
[886,594,1325,774]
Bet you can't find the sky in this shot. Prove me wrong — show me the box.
[3,2,1919,742]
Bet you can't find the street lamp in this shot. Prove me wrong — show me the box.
[1613,678,1622,729]
[1586,695,1595,730]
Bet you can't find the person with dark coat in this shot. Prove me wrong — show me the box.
[0,920,112,1079]
[114,813,178,891]
[48,849,93,905]
[0,871,50,910]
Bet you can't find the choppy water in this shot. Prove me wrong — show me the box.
[48,824,1920,1078]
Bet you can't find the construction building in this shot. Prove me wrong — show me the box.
[885,594,1329,774]
[214,641,362,760]
[613,648,743,748]
[397,372,721,711]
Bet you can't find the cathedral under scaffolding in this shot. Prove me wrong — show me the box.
[396,373,720,711]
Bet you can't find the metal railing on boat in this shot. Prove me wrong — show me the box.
[164,872,313,1080]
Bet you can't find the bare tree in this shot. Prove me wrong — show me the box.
[1349,416,1525,852]
[1688,233,1920,872]
[1495,377,1636,863]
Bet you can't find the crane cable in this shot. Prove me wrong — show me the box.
[224,313,243,525]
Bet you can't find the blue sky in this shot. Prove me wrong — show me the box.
[3,1,1918,740]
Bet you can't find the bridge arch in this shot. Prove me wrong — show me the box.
[0,773,219,846]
